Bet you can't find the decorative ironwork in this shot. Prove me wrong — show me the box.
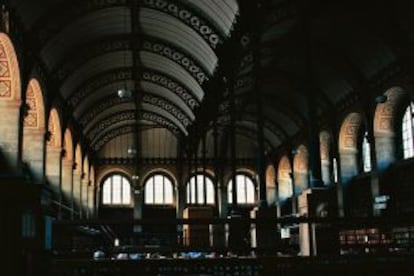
[55,38,210,87]
[142,93,192,127]
[86,111,136,140]
[79,96,132,127]
[238,52,254,72]
[92,125,134,152]
[91,110,181,151]
[68,68,200,112]
[94,157,257,167]
[141,111,180,135]
[142,40,209,84]
[234,74,254,91]
[142,0,223,49]
[68,68,132,107]
[141,70,200,108]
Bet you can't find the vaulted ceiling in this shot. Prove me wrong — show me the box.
[8,0,414,160]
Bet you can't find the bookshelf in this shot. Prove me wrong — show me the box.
[339,226,414,255]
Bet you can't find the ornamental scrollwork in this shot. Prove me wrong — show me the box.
[92,125,134,151]
[141,111,180,135]
[142,0,222,49]
[142,93,191,127]
[87,111,136,140]
[79,96,131,127]
[142,40,209,85]
[141,71,199,109]
[68,69,132,107]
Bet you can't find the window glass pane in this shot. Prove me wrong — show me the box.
[362,132,371,172]
[103,179,111,204]
[228,175,255,205]
[164,178,173,204]
[246,177,255,204]
[197,179,204,204]
[206,180,214,204]
[228,180,233,204]
[145,178,153,204]
[190,180,196,204]
[403,103,414,159]
[101,175,132,206]
[186,183,190,204]
[333,158,338,183]
[237,177,245,204]
[154,175,164,204]
[122,177,131,204]
[112,176,122,204]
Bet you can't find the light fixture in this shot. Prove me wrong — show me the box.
[117,88,132,99]
[375,94,387,104]
[127,147,137,156]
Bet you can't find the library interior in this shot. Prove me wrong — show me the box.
[1,0,414,275]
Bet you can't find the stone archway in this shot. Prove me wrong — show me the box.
[82,156,90,217]
[61,128,74,207]
[265,165,276,205]
[374,87,410,172]
[22,79,45,183]
[0,32,21,168]
[88,166,96,217]
[293,145,309,193]
[45,108,62,194]
[319,131,332,186]
[277,155,292,202]
[338,112,363,185]
[74,143,83,216]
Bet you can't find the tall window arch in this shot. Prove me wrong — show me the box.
[332,157,339,183]
[402,103,414,159]
[186,174,215,205]
[144,174,174,205]
[102,174,131,205]
[228,174,256,205]
[362,131,372,172]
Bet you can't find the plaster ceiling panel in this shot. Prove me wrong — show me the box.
[140,51,204,101]
[141,102,188,135]
[180,0,239,37]
[90,120,136,146]
[139,81,195,120]
[140,7,217,74]
[83,103,136,134]
[73,80,135,118]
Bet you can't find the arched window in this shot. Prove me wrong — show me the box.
[332,157,339,183]
[102,174,131,205]
[228,174,255,204]
[402,103,414,159]
[186,174,215,205]
[144,174,174,205]
[362,131,372,172]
